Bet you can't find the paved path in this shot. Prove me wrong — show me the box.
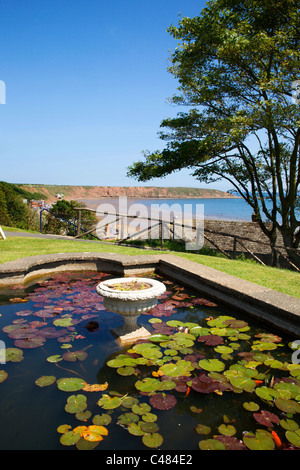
[3,230,106,243]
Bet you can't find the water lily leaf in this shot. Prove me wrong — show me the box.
[214,345,234,355]
[135,378,163,393]
[132,403,151,415]
[139,421,159,433]
[142,432,163,448]
[287,364,300,377]
[159,360,194,377]
[117,366,136,376]
[76,410,92,421]
[149,393,177,410]
[141,348,163,360]
[107,356,137,368]
[243,402,260,411]
[5,347,24,362]
[190,376,219,394]
[194,424,211,435]
[118,413,140,426]
[142,412,157,423]
[274,381,300,399]
[253,410,280,427]
[198,359,225,372]
[39,327,69,338]
[150,334,170,343]
[47,354,63,363]
[280,418,299,431]
[255,386,279,401]
[62,350,88,362]
[35,375,56,387]
[60,430,81,446]
[0,370,8,383]
[285,429,300,447]
[121,396,139,408]
[243,430,275,450]
[57,424,72,434]
[229,376,257,392]
[218,424,236,436]
[274,397,300,414]
[252,341,277,351]
[214,435,247,450]
[65,394,87,414]
[53,317,74,327]
[14,336,46,349]
[197,335,224,346]
[97,394,122,410]
[82,382,108,392]
[198,438,226,450]
[57,377,86,392]
[82,425,108,442]
[92,414,112,426]
[128,422,145,436]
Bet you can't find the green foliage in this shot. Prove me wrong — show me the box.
[127,0,300,266]
[42,199,98,238]
[0,181,40,230]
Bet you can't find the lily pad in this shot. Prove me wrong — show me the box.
[142,432,163,448]
[218,424,236,436]
[243,402,260,411]
[194,424,211,435]
[62,350,88,362]
[47,354,63,363]
[81,425,108,442]
[149,393,177,410]
[285,429,300,447]
[57,377,86,392]
[92,414,112,426]
[253,410,280,427]
[5,348,24,362]
[132,403,151,415]
[65,394,87,414]
[60,430,81,446]
[118,413,140,426]
[139,421,159,433]
[35,375,56,387]
[198,438,226,450]
[0,370,8,383]
[243,429,275,450]
[128,422,145,436]
[117,366,136,376]
[97,394,122,410]
[274,397,300,414]
[198,359,225,372]
[14,336,46,349]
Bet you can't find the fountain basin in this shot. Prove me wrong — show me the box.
[96,277,166,337]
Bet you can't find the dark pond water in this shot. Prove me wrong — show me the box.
[0,271,299,451]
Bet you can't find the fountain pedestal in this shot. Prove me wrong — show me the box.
[96,277,166,341]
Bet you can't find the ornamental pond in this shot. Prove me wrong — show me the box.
[0,271,300,450]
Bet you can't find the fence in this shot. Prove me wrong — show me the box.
[71,207,300,272]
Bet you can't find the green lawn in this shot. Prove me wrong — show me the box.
[0,235,299,298]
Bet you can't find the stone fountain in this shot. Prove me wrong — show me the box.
[96,277,166,342]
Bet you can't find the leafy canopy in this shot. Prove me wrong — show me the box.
[128,0,300,265]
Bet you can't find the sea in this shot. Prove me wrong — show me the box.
[78,197,260,222]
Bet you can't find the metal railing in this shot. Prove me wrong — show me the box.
[39,206,299,271]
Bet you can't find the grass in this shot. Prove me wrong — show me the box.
[0,234,299,298]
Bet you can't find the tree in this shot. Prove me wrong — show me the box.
[127,0,300,268]
[43,200,98,238]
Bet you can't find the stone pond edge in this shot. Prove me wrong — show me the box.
[0,252,299,337]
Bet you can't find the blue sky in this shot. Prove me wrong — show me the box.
[0,0,230,191]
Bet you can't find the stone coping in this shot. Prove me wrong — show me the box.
[0,252,299,337]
